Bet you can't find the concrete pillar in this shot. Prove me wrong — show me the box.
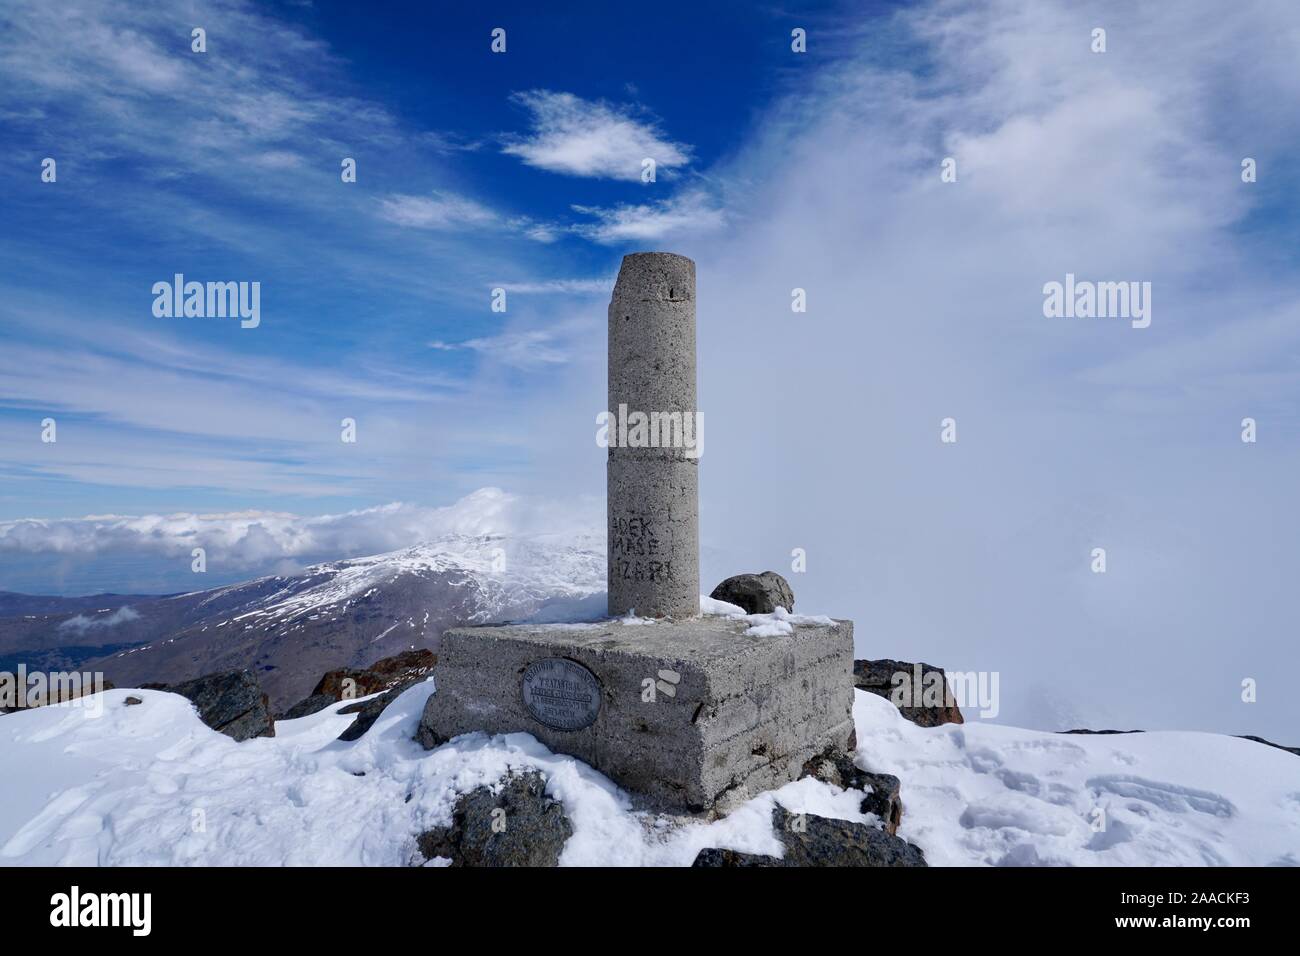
[607,252,699,618]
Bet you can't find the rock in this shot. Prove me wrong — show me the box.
[143,671,274,741]
[692,848,773,867]
[1236,734,1300,758]
[415,770,572,867]
[335,685,408,742]
[691,806,926,867]
[280,693,337,721]
[853,658,964,727]
[279,648,437,740]
[310,647,437,701]
[123,696,142,706]
[857,772,904,835]
[1063,728,1299,758]
[709,571,795,614]
[801,750,903,835]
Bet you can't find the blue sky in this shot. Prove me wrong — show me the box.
[2,0,1299,737]
[0,0,885,520]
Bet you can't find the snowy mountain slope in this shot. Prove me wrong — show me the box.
[83,533,605,711]
[2,683,1296,867]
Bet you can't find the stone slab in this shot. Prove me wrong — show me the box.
[418,614,855,812]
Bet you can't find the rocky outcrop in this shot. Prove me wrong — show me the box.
[279,648,437,741]
[280,693,337,720]
[692,806,926,867]
[802,750,903,835]
[853,658,963,727]
[1236,734,1300,757]
[415,770,572,867]
[1063,728,1299,758]
[709,571,795,614]
[335,685,408,742]
[310,648,436,701]
[144,671,274,741]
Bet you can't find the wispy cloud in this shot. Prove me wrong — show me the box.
[489,278,615,295]
[375,191,560,244]
[376,192,499,230]
[502,90,691,181]
[58,606,140,633]
[571,190,725,243]
[428,329,574,369]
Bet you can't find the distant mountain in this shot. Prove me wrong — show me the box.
[1,534,605,711]
[0,590,196,673]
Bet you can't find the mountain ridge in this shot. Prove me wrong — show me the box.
[0,533,604,711]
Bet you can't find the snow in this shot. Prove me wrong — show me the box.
[854,694,1300,866]
[198,533,606,631]
[97,532,607,660]
[2,685,1296,867]
[699,594,838,636]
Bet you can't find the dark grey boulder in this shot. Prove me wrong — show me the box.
[857,772,903,835]
[144,671,274,741]
[692,847,773,867]
[280,693,337,720]
[853,658,964,727]
[1062,728,1299,758]
[709,571,795,614]
[1235,734,1300,757]
[802,750,903,834]
[691,806,926,867]
[416,770,572,867]
[335,684,409,742]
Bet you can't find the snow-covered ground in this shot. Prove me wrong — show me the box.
[2,679,1296,866]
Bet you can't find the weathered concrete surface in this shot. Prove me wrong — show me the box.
[418,615,855,812]
[607,252,698,618]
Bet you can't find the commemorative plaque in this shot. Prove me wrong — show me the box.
[521,657,602,731]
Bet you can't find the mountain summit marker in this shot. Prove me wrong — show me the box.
[420,253,855,812]
[607,252,699,619]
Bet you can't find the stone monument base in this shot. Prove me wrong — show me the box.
[417,615,855,812]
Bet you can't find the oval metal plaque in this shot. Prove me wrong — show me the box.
[521,657,602,731]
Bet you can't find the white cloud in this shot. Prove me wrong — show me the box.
[516,220,562,243]
[490,278,615,295]
[503,90,691,180]
[0,489,599,570]
[58,606,140,633]
[376,191,499,230]
[571,190,726,243]
[429,329,573,368]
[506,0,1300,746]
[376,196,562,244]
